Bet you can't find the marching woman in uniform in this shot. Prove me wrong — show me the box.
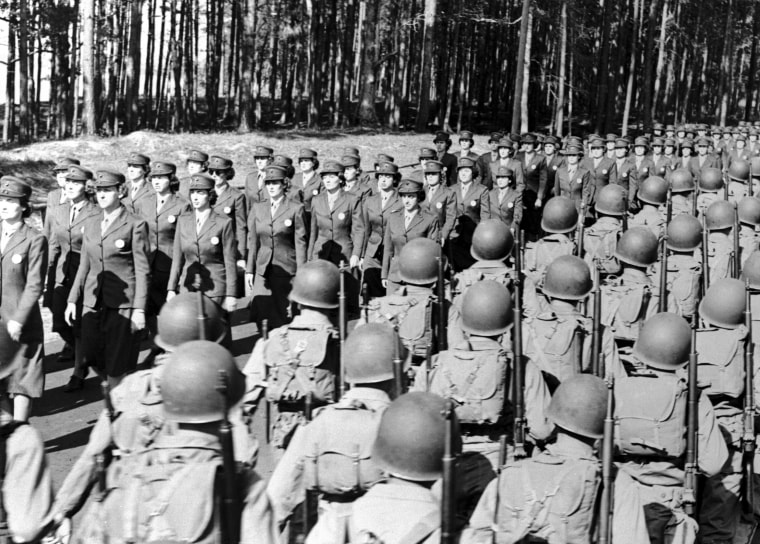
[0,177,48,421]
[361,161,402,297]
[47,165,100,392]
[143,161,190,355]
[65,171,150,389]
[245,165,307,330]
[122,153,153,216]
[207,155,248,270]
[382,180,440,295]
[167,173,237,320]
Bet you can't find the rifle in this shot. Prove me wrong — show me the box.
[598,375,615,544]
[441,399,457,544]
[591,263,603,377]
[437,245,448,352]
[512,227,527,460]
[576,198,586,257]
[262,319,270,444]
[666,183,674,225]
[622,198,629,232]
[302,391,319,538]
[683,320,699,516]
[393,324,405,398]
[732,203,740,279]
[423,340,433,392]
[692,187,699,216]
[339,261,347,397]
[492,435,509,544]
[659,237,669,313]
[743,280,755,511]
[217,370,241,544]
[197,291,207,340]
[361,283,369,323]
[702,213,710,296]
[93,381,116,504]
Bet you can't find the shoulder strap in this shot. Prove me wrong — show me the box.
[397,510,440,544]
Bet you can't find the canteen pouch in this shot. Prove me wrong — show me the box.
[368,295,432,359]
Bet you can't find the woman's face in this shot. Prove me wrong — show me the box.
[498,147,511,159]
[96,186,120,210]
[209,168,229,186]
[425,173,441,187]
[266,180,285,199]
[401,193,419,211]
[151,175,172,194]
[300,159,315,173]
[322,173,342,192]
[255,157,270,170]
[65,180,87,201]
[0,196,24,221]
[344,166,358,182]
[187,161,204,175]
[496,176,512,190]
[458,168,473,184]
[566,154,580,166]
[56,171,68,188]
[190,189,211,210]
[377,174,394,191]
[127,164,145,182]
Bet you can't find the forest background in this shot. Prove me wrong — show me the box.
[0,0,755,145]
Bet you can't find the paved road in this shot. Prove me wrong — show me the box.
[32,299,276,526]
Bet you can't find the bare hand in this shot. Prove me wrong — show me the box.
[382,279,388,289]
[535,198,542,209]
[130,309,146,332]
[166,291,176,302]
[6,320,21,342]
[349,255,360,268]
[223,296,237,313]
[64,303,77,326]
[245,273,254,292]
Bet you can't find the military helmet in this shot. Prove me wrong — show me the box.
[632,313,692,370]
[738,197,760,226]
[595,184,627,216]
[615,227,659,267]
[372,392,461,481]
[470,220,515,262]
[161,341,245,423]
[344,323,399,384]
[741,251,760,289]
[547,375,607,439]
[670,169,695,193]
[399,238,442,285]
[541,196,579,234]
[542,255,593,300]
[637,176,668,206]
[699,278,746,329]
[728,159,751,183]
[698,168,724,193]
[666,215,702,252]
[705,200,736,231]
[155,293,227,351]
[289,260,341,309]
[461,280,513,336]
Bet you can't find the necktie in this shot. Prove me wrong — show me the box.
[258,172,265,190]
[101,216,110,235]
[196,214,204,234]
[498,190,505,204]
[157,197,166,212]
[462,185,468,199]
[271,200,279,218]
[70,205,78,226]
[405,214,412,229]
[381,195,388,210]
[429,187,436,201]
[0,230,12,253]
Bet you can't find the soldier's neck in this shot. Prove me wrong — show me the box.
[549,299,579,314]
[555,431,596,457]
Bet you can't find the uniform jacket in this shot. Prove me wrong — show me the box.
[212,185,248,260]
[0,223,47,343]
[44,187,67,239]
[167,210,238,299]
[122,181,155,217]
[308,190,365,265]
[247,197,307,277]
[289,171,322,214]
[421,185,457,241]
[689,154,723,179]
[362,191,401,266]
[554,165,593,211]
[650,154,672,177]
[382,209,440,281]
[488,159,525,194]
[543,153,564,199]
[244,169,268,206]
[488,186,523,227]
[611,157,638,204]
[439,152,458,186]
[477,151,499,190]
[68,206,151,311]
[515,151,548,198]
[632,156,656,188]
[144,193,190,274]
[47,200,101,286]
[580,156,615,192]
[343,180,374,208]
[453,181,491,237]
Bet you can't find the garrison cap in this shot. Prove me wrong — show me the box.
[207,156,233,170]
[264,165,287,182]
[419,148,437,160]
[65,165,94,182]
[187,150,209,163]
[94,170,126,187]
[433,131,451,143]
[459,130,474,141]
[53,157,80,172]
[423,160,444,174]
[148,162,176,178]
[188,173,215,191]
[253,146,274,158]
[127,153,150,166]
[0,176,32,200]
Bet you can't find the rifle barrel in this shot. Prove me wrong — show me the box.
[743,281,756,509]
[512,228,526,459]
[441,400,457,544]
[659,237,669,313]
[591,264,603,377]
[217,370,240,544]
[339,261,347,397]
[683,322,699,515]
[598,376,615,544]
[437,248,447,352]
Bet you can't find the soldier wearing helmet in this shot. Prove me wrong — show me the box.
[600,227,660,345]
[737,197,760,268]
[364,238,452,371]
[695,279,750,544]
[727,159,751,203]
[268,323,399,539]
[695,167,725,216]
[583,184,627,275]
[523,256,619,388]
[75,341,278,543]
[306,392,461,544]
[658,215,703,317]
[51,293,239,538]
[243,260,341,455]
[704,200,736,283]
[415,281,552,522]
[463,375,611,544]
[750,157,760,197]
[612,313,727,544]
[524,196,579,288]
[630,176,668,239]
[669,168,697,216]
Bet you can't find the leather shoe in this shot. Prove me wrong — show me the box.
[63,376,85,392]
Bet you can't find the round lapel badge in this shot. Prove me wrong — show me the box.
[508,202,514,208]
[81,226,85,234]
[470,200,477,207]
[115,239,125,249]
[338,212,346,220]
[11,254,22,264]
[312,189,319,196]
[553,165,558,170]
[643,167,648,173]
[284,219,293,227]
[531,164,537,170]
[436,202,443,209]
[223,206,232,215]
[168,215,176,224]
[602,169,608,174]
[211,236,220,245]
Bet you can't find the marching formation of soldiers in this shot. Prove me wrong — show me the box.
[5,122,760,543]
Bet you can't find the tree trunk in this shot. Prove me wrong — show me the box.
[519,3,532,133]
[622,0,640,135]
[3,13,15,143]
[81,0,97,135]
[511,0,531,133]
[595,0,614,133]
[124,0,144,132]
[642,0,663,128]
[555,0,567,136]
[415,0,436,131]
[746,0,760,120]
[717,0,733,124]
[652,0,669,121]
[17,0,29,142]
[356,0,379,125]
[238,0,255,131]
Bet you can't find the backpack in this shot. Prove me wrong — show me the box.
[615,374,688,458]
[601,279,653,341]
[524,314,587,387]
[666,256,701,318]
[524,237,574,285]
[583,226,621,275]
[303,398,386,496]
[264,325,339,405]
[492,455,599,544]
[428,347,509,425]
[367,294,434,358]
[0,422,27,544]
[696,327,746,398]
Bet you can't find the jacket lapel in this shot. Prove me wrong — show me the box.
[405,212,423,233]
[102,207,128,239]
[198,213,217,238]
[2,224,28,256]
[272,198,290,222]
